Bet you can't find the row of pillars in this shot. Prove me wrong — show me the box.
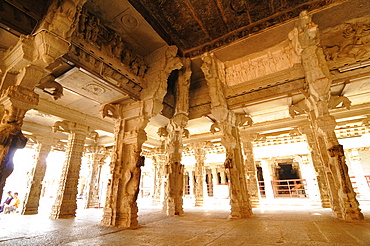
[21,121,108,217]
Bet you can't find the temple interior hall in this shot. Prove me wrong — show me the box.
[1,0,370,245]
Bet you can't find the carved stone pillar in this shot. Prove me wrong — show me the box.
[84,145,107,209]
[163,114,187,216]
[161,58,191,216]
[100,102,148,227]
[299,125,330,208]
[50,121,95,219]
[151,144,166,205]
[211,167,219,187]
[260,158,274,199]
[291,11,363,220]
[0,0,87,200]
[193,142,206,206]
[22,136,53,215]
[0,86,38,200]
[241,134,260,208]
[201,53,252,219]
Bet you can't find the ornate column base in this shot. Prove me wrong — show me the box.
[50,200,77,219]
[101,202,139,228]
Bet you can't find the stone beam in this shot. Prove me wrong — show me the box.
[35,98,114,133]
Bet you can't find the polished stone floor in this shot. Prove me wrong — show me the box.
[1,199,370,246]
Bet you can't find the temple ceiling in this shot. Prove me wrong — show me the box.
[128,0,339,57]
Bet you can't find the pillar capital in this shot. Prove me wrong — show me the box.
[0,85,39,125]
[53,120,97,140]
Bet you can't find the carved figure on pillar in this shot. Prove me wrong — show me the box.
[0,85,38,200]
[290,11,363,220]
[201,53,252,219]
[100,103,149,227]
[162,59,191,215]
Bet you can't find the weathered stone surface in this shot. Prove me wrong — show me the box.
[201,52,252,219]
[293,11,363,220]
[50,121,95,219]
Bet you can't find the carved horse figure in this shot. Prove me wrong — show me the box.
[328,95,351,110]
[289,99,309,118]
[37,75,64,100]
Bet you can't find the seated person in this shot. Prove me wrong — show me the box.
[0,191,13,213]
[4,192,20,214]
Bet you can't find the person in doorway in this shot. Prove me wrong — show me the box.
[4,192,20,214]
[0,191,13,213]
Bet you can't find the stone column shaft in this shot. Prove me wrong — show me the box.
[241,134,260,207]
[163,123,185,216]
[299,125,330,207]
[101,114,148,228]
[22,141,52,215]
[50,130,87,219]
[293,11,363,220]
[0,85,38,200]
[194,143,205,206]
[151,146,166,205]
[201,52,252,219]
[84,146,107,209]
[261,159,274,199]
[162,59,191,216]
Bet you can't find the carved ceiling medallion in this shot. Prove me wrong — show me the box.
[82,83,106,96]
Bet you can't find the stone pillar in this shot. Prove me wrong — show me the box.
[260,158,274,200]
[346,149,370,200]
[299,125,331,208]
[193,142,206,206]
[100,103,149,227]
[22,136,54,215]
[84,145,107,209]
[295,155,321,201]
[241,134,260,207]
[162,58,191,216]
[188,170,195,197]
[211,167,219,188]
[50,121,95,219]
[0,0,87,200]
[201,52,252,219]
[220,170,227,184]
[0,86,39,200]
[290,11,363,220]
[162,114,187,216]
[151,144,166,205]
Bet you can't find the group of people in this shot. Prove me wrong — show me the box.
[0,191,20,214]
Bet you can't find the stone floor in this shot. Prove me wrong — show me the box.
[1,199,370,246]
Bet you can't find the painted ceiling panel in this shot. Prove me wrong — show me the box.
[128,0,338,56]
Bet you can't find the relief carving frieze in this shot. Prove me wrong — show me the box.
[67,43,143,100]
[71,7,148,84]
[225,42,301,87]
[322,18,370,68]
